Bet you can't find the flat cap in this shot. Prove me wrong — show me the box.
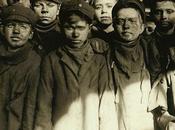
[59,0,94,23]
[30,0,62,6]
[112,0,145,23]
[1,3,38,25]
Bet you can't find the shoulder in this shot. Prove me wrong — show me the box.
[26,48,41,71]
[88,38,109,54]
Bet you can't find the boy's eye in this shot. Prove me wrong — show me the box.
[76,26,86,31]
[6,23,14,28]
[106,4,113,8]
[34,3,41,7]
[47,3,55,7]
[95,5,102,10]
[19,24,28,29]
[166,9,175,14]
[155,10,163,16]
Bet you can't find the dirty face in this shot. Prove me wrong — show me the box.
[62,14,91,48]
[154,1,175,33]
[4,21,33,50]
[94,0,117,25]
[113,8,144,43]
[34,0,60,24]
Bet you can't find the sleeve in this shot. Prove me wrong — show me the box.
[34,56,54,130]
[148,74,168,113]
[22,59,41,130]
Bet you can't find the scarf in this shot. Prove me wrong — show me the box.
[35,20,58,33]
[112,37,144,78]
[63,40,93,65]
[0,43,32,65]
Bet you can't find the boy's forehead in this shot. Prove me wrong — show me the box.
[156,1,175,9]
[35,0,52,3]
[6,20,31,24]
[34,0,60,4]
[117,8,139,17]
[67,14,86,23]
[95,0,117,4]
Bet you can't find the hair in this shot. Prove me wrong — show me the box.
[90,0,118,7]
[7,0,31,7]
[150,0,175,14]
[113,8,143,25]
[30,0,61,9]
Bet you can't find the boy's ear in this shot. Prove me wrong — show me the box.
[89,23,93,28]
[29,31,34,39]
[140,23,145,34]
[1,25,6,36]
[57,4,61,15]
[89,24,93,32]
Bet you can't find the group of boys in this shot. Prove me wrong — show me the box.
[0,0,175,130]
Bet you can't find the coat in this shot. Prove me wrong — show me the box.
[35,38,116,130]
[33,20,64,56]
[148,71,175,130]
[106,37,154,130]
[0,42,41,130]
[90,25,115,44]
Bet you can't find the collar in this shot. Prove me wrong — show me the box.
[112,37,144,77]
[0,43,32,65]
[56,40,94,65]
[36,19,60,33]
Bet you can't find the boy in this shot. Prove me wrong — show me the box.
[0,3,40,130]
[34,0,111,130]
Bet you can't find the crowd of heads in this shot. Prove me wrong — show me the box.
[0,0,175,48]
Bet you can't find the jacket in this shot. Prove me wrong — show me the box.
[33,20,64,56]
[0,42,41,130]
[35,38,112,130]
[106,37,154,130]
[148,71,175,130]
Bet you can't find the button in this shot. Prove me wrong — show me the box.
[78,4,82,7]
[38,45,43,50]
[160,79,164,84]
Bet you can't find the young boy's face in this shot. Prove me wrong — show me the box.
[113,8,144,43]
[154,1,175,33]
[33,0,60,24]
[3,21,33,50]
[62,13,91,48]
[94,0,117,25]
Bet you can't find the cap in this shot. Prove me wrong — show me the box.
[112,0,145,23]
[1,3,38,25]
[30,0,62,6]
[59,0,94,23]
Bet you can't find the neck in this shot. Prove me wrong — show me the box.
[156,26,175,36]
[103,24,114,33]
[36,20,57,32]
[97,22,114,33]
[7,43,27,52]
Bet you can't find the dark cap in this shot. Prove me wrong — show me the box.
[112,0,145,23]
[59,0,94,23]
[1,3,38,26]
[30,0,62,6]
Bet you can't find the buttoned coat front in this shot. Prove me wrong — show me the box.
[35,39,110,130]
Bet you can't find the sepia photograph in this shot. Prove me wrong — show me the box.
[0,0,175,130]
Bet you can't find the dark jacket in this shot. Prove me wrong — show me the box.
[35,38,109,130]
[143,31,175,76]
[90,24,115,44]
[0,42,41,130]
[33,20,64,56]
[147,31,175,116]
